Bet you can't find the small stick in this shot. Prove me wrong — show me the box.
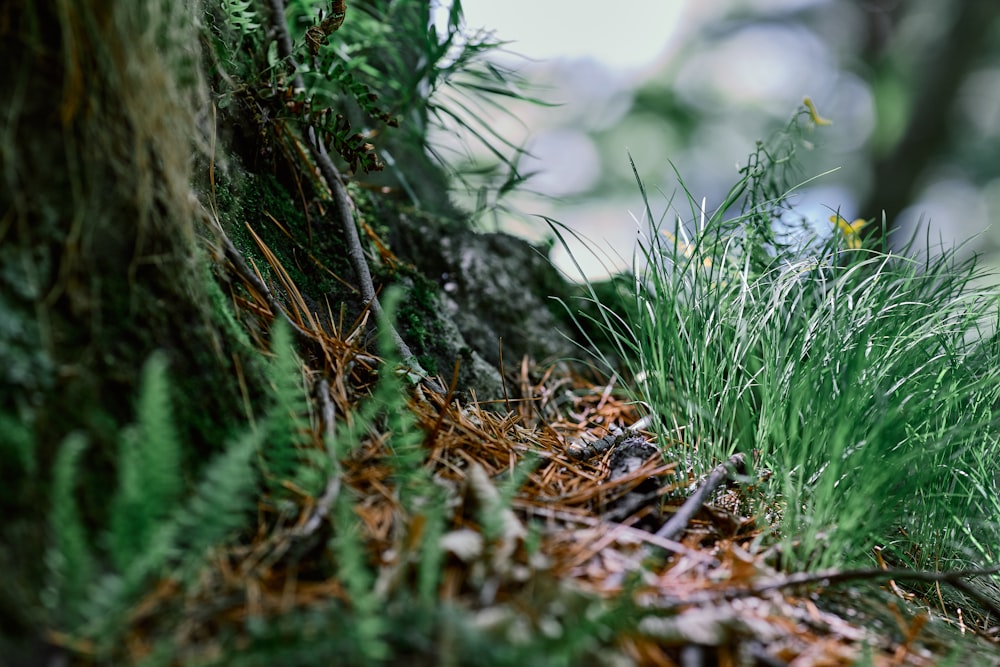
[509,499,716,563]
[300,378,341,536]
[212,209,311,341]
[654,453,746,542]
[267,0,443,394]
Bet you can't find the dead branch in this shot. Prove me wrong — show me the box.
[299,378,341,536]
[657,564,1000,619]
[267,0,443,394]
[510,499,717,563]
[655,453,746,542]
[205,202,312,341]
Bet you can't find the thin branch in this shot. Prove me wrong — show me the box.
[604,452,747,589]
[212,209,312,341]
[267,0,443,394]
[509,499,717,564]
[424,358,462,451]
[655,453,746,542]
[658,564,1000,619]
[300,378,341,536]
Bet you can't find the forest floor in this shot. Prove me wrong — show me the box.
[114,262,1000,665]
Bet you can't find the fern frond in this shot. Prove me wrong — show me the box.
[175,427,259,559]
[221,0,261,34]
[108,352,183,571]
[0,413,35,477]
[415,493,447,605]
[78,429,259,647]
[260,319,321,500]
[204,603,387,666]
[107,426,147,571]
[44,432,95,626]
[135,355,182,497]
[332,491,389,662]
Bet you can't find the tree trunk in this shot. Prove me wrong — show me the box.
[859,2,1000,242]
[0,0,258,650]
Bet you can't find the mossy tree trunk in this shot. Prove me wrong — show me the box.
[0,0,581,658]
[0,0,259,650]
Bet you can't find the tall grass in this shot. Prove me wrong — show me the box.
[557,110,1000,571]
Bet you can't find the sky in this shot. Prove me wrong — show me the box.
[450,1,702,277]
[458,0,830,72]
[458,0,688,72]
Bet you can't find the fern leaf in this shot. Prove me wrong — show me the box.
[108,426,146,570]
[221,0,261,33]
[79,430,257,647]
[260,319,318,498]
[44,432,94,626]
[135,352,183,510]
[0,413,35,477]
[176,427,259,558]
[108,352,183,570]
[332,492,389,661]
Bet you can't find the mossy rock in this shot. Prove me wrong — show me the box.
[388,208,579,375]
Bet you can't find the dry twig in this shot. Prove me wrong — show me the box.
[657,564,1000,619]
[299,378,341,536]
[212,209,312,341]
[267,0,443,394]
[655,453,746,543]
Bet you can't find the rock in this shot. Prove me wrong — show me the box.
[389,209,579,386]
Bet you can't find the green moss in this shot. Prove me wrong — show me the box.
[203,260,254,353]
[396,282,444,375]
[217,169,369,329]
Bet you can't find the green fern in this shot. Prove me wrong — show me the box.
[207,602,396,666]
[481,453,540,543]
[0,413,34,477]
[174,427,259,559]
[332,490,389,662]
[43,351,261,651]
[259,318,323,503]
[221,0,261,34]
[328,63,398,127]
[108,352,183,570]
[43,432,95,627]
[415,495,446,605]
[79,428,259,648]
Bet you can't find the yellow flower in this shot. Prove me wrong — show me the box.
[662,230,713,268]
[803,97,832,126]
[829,215,867,250]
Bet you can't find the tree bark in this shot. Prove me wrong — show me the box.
[0,0,259,648]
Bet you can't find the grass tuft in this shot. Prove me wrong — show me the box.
[558,105,1000,571]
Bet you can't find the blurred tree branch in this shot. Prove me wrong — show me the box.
[860,2,1000,240]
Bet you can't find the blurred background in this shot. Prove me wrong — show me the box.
[439,0,1000,279]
